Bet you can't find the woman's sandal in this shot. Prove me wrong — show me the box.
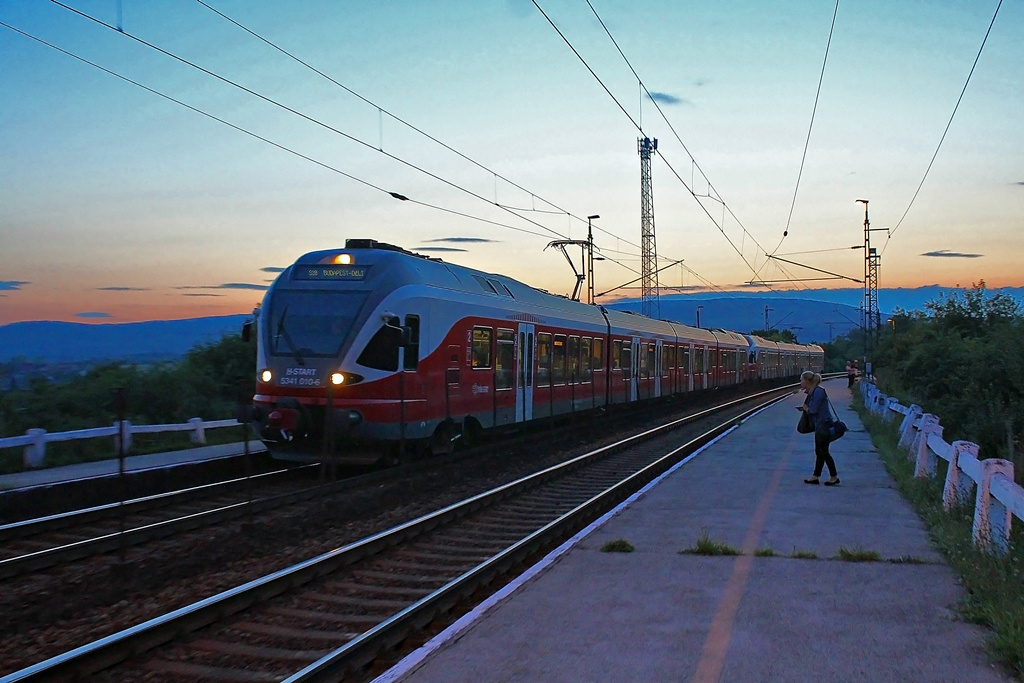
[824,477,841,486]
[803,477,820,485]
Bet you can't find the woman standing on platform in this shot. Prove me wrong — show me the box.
[797,371,840,486]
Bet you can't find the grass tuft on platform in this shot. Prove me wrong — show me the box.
[600,539,635,553]
[681,528,740,556]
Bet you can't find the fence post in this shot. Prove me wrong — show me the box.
[898,405,923,451]
[873,392,888,417]
[23,428,47,469]
[907,413,937,462]
[189,417,207,445]
[972,458,1014,555]
[914,417,942,478]
[883,397,900,423]
[113,421,133,453]
[943,441,978,511]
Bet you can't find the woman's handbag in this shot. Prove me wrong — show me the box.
[797,410,814,434]
[821,400,848,442]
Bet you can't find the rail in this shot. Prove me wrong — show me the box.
[0,418,243,469]
[860,380,1021,555]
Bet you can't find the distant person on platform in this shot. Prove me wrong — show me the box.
[847,360,857,388]
[798,371,840,486]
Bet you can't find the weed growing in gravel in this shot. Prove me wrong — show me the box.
[887,555,928,564]
[754,547,776,557]
[789,548,818,559]
[681,528,740,556]
[836,546,881,562]
[600,539,635,553]
[856,396,1024,677]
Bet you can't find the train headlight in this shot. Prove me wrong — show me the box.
[333,253,354,265]
[331,372,345,385]
[260,369,273,383]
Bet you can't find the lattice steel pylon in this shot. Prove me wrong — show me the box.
[857,199,882,361]
[639,137,660,318]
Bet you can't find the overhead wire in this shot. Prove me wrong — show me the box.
[769,0,841,256]
[583,0,860,291]
[557,0,813,291]
[579,1,803,285]
[193,0,593,229]
[50,0,571,243]
[50,0,718,296]
[192,0,746,299]
[882,0,1004,254]
[0,21,558,243]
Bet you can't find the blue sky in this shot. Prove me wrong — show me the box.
[1,0,1021,323]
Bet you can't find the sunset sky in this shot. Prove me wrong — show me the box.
[2,0,1021,324]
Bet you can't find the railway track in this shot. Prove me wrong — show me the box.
[0,466,321,580]
[0,379,795,582]
[2,383,797,682]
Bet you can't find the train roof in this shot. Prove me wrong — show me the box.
[277,241,815,350]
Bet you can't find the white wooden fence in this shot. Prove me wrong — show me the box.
[0,418,244,469]
[861,381,1021,556]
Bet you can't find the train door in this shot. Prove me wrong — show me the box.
[629,336,640,401]
[445,344,461,418]
[654,340,663,397]
[515,323,535,422]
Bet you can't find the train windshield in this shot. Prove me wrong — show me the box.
[266,289,369,359]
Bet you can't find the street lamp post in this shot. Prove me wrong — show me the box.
[696,305,703,328]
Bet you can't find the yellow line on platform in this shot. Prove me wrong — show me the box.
[691,426,796,683]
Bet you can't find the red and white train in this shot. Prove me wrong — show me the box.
[248,239,824,462]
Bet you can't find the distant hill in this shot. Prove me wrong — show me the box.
[2,285,1020,363]
[607,297,863,344]
[606,285,1024,344]
[0,315,249,363]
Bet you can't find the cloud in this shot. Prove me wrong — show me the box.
[75,311,112,318]
[921,250,983,259]
[1016,181,1024,186]
[646,91,691,106]
[414,246,468,253]
[217,282,270,290]
[694,78,709,87]
[0,281,29,291]
[260,266,286,273]
[183,293,225,297]
[425,237,499,244]
[175,282,269,291]
[97,286,151,291]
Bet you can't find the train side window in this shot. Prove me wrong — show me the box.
[662,345,672,376]
[694,347,704,374]
[581,337,592,382]
[568,336,580,383]
[472,327,492,369]
[593,338,604,371]
[612,340,622,370]
[621,342,632,381]
[678,346,690,374]
[552,334,567,385]
[638,344,649,378]
[537,333,552,387]
[403,315,420,370]
[495,328,514,389]
[356,316,401,371]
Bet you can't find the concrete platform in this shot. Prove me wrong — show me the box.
[0,440,266,491]
[381,380,1009,682]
